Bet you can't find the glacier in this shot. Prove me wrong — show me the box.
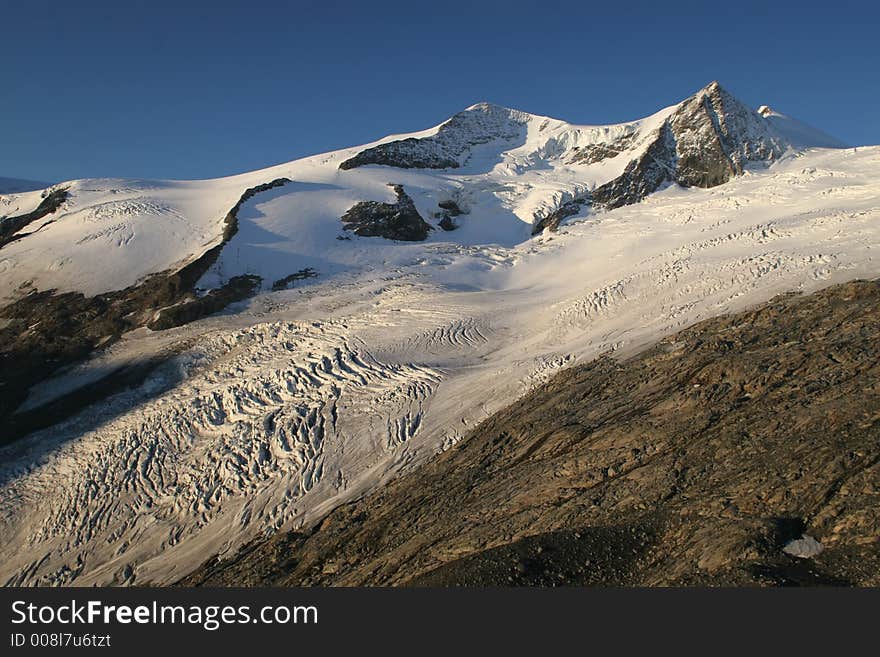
[0,82,878,585]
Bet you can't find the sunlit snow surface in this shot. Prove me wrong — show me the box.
[0,105,878,585]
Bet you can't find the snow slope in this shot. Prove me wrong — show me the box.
[758,105,849,149]
[0,109,652,299]
[0,83,873,586]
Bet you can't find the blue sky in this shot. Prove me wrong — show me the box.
[2,0,877,182]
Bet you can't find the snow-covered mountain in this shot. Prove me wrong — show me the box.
[0,82,808,303]
[1,81,877,586]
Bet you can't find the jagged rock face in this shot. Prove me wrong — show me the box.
[146,274,261,331]
[438,199,463,213]
[566,133,637,165]
[535,125,677,227]
[669,82,785,188]
[436,199,466,231]
[592,124,678,210]
[608,82,784,201]
[0,188,68,248]
[339,103,530,170]
[531,198,588,235]
[438,216,457,231]
[338,138,460,171]
[341,184,433,241]
[536,82,789,230]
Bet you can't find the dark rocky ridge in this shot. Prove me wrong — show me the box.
[531,198,588,234]
[591,122,679,210]
[271,267,319,291]
[338,103,527,171]
[339,140,460,171]
[436,199,466,231]
[668,81,783,187]
[182,279,880,587]
[566,133,637,165]
[341,184,433,241]
[532,81,787,234]
[0,178,290,444]
[0,188,69,249]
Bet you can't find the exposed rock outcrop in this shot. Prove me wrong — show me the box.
[147,274,262,330]
[436,199,466,231]
[567,133,637,165]
[0,187,69,249]
[591,123,678,210]
[339,140,460,171]
[182,279,880,587]
[271,267,318,291]
[339,103,529,170]
[341,184,433,241]
[669,81,784,188]
[531,198,588,235]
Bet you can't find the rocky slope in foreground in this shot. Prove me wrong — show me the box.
[183,279,880,587]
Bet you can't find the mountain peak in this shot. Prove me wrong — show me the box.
[339,101,531,171]
[689,80,741,108]
[463,101,510,112]
[452,101,535,125]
